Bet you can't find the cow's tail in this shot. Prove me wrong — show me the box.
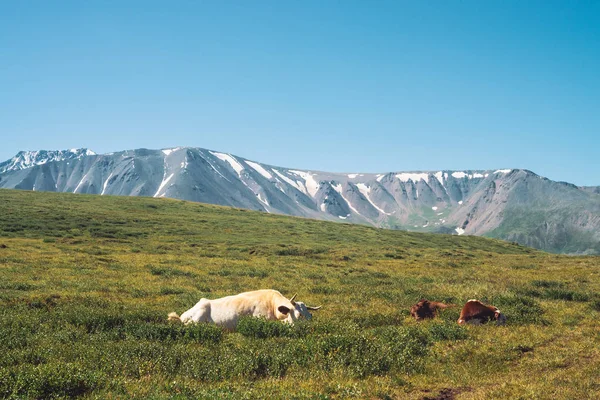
[168,312,182,323]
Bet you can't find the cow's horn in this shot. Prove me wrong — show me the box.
[306,305,322,310]
[289,293,297,303]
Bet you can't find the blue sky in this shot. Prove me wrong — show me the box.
[1,1,598,185]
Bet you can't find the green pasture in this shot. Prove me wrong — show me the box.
[0,189,598,399]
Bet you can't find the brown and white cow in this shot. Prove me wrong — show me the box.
[457,299,506,325]
[168,289,321,331]
[410,299,455,321]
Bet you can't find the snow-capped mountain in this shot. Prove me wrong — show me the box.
[0,148,96,174]
[0,146,598,254]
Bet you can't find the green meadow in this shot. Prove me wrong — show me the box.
[1,189,599,399]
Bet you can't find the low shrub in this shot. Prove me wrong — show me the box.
[377,326,432,374]
[543,289,589,302]
[510,264,537,270]
[316,333,392,377]
[160,287,185,295]
[309,285,339,295]
[0,363,104,399]
[236,317,294,339]
[531,280,564,289]
[128,321,223,343]
[517,284,591,303]
[351,312,404,329]
[148,265,196,278]
[0,282,36,291]
[428,322,468,341]
[275,246,328,257]
[491,294,549,325]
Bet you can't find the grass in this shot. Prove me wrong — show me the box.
[0,189,599,399]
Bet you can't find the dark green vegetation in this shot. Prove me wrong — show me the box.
[1,189,599,399]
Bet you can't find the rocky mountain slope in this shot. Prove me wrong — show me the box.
[0,147,598,254]
[0,148,96,173]
[580,186,600,195]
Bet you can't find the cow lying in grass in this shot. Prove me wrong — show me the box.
[457,299,506,325]
[410,299,455,321]
[168,289,321,331]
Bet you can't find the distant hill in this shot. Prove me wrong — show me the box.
[0,147,598,254]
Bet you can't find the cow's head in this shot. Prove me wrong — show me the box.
[277,293,322,323]
[494,309,506,325]
[410,299,433,321]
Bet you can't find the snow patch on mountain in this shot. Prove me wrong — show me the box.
[74,172,91,194]
[332,183,362,216]
[257,193,269,207]
[198,153,230,182]
[154,173,174,197]
[210,152,244,176]
[162,148,181,156]
[101,173,114,195]
[272,169,307,195]
[396,173,429,183]
[246,160,273,179]
[452,171,487,179]
[289,170,319,197]
[452,172,467,179]
[356,183,390,215]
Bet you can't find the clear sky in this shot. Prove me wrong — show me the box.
[1,1,598,185]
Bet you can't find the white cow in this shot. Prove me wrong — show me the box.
[168,289,321,331]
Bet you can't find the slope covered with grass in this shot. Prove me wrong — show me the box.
[1,189,599,399]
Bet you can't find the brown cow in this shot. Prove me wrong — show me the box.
[410,299,455,321]
[457,299,506,325]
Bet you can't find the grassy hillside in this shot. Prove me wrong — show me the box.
[1,189,599,399]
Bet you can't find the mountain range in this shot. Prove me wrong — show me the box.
[0,147,598,255]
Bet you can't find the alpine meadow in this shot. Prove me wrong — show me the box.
[1,189,599,399]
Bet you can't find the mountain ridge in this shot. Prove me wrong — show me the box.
[0,146,598,254]
[0,148,96,174]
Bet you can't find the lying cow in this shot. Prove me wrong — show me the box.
[168,289,321,330]
[410,299,455,321]
[457,299,506,325]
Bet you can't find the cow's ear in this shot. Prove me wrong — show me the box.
[278,305,291,315]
